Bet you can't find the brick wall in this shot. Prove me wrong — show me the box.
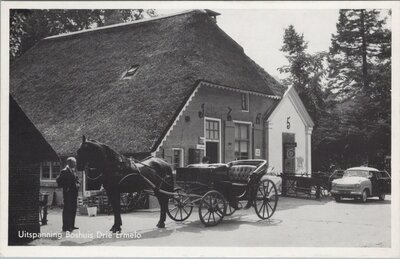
[8,160,40,245]
[156,84,276,165]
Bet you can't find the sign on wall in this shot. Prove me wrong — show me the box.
[196,144,205,150]
[199,137,205,145]
[286,149,295,159]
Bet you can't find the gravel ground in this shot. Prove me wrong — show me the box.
[29,195,391,247]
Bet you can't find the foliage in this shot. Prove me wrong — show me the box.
[326,9,391,169]
[10,9,157,61]
[328,9,390,97]
[279,10,391,171]
[278,25,327,124]
[278,25,335,170]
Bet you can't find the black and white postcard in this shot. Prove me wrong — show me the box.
[1,1,399,258]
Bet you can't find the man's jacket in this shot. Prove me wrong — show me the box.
[56,167,79,194]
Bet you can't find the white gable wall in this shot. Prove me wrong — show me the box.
[267,88,313,175]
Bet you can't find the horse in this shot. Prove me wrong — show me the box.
[76,136,174,232]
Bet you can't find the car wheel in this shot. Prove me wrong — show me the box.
[379,194,385,201]
[334,195,341,202]
[361,190,368,203]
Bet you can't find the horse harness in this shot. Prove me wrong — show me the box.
[117,157,173,193]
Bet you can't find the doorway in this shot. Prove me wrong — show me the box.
[206,142,219,163]
[282,133,296,174]
[205,118,221,163]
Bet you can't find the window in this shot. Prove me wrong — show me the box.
[234,123,250,159]
[52,161,61,179]
[343,170,372,178]
[241,93,249,111]
[172,148,184,169]
[205,120,220,141]
[41,161,51,179]
[123,65,139,79]
[40,161,61,181]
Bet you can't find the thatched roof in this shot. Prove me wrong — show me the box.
[10,10,283,156]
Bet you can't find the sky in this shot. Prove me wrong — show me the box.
[158,9,340,80]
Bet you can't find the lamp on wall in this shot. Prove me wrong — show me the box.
[198,103,205,118]
[227,107,232,121]
[255,113,262,124]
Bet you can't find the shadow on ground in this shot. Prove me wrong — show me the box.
[334,198,391,205]
[60,212,282,246]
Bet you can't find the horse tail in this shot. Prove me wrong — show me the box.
[155,157,174,192]
[164,163,174,191]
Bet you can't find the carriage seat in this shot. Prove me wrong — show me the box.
[228,165,257,184]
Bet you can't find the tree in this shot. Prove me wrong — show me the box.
[328,9,389,98]
[10,9,157,61]
[279,25,337,170]
[278,25,327,123]
[328,9,391,168]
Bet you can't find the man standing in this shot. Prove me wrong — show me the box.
[56,157,80,232]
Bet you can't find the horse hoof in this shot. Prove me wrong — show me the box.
[156,222,165,228]
[111,228,121,233]
[110,226,122,233]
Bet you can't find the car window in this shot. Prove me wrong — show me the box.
[331,170,344,178]
[379,171,391,178]
[344,170,370,178]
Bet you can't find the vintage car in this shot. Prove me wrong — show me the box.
[331,166,391,203]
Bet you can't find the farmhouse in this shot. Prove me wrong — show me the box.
[10,10,313,205]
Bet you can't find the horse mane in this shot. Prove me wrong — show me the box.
[86,138,127,167]
[102,143,126,163]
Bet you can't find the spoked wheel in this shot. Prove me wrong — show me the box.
[199,190,227,227]
[254,179,278,220]
[167,189,193,222]
[225,203,236,216]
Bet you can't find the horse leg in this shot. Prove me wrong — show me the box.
[108,190,122,233]
[155,193,168,228]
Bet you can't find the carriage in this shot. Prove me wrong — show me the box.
[77,137,278,231]
[167,159,279,227]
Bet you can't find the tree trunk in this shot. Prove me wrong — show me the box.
[360,10,369,91]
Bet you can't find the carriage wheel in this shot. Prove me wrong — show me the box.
[167,191,193,222]
[254,179,278,220]
[224,203,236,216]
[198,190,226,227]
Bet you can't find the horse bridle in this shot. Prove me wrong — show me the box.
[84,163,103,181]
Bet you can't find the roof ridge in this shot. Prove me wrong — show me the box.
[44,9,206,40]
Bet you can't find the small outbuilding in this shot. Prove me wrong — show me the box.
[9,96,58,244]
